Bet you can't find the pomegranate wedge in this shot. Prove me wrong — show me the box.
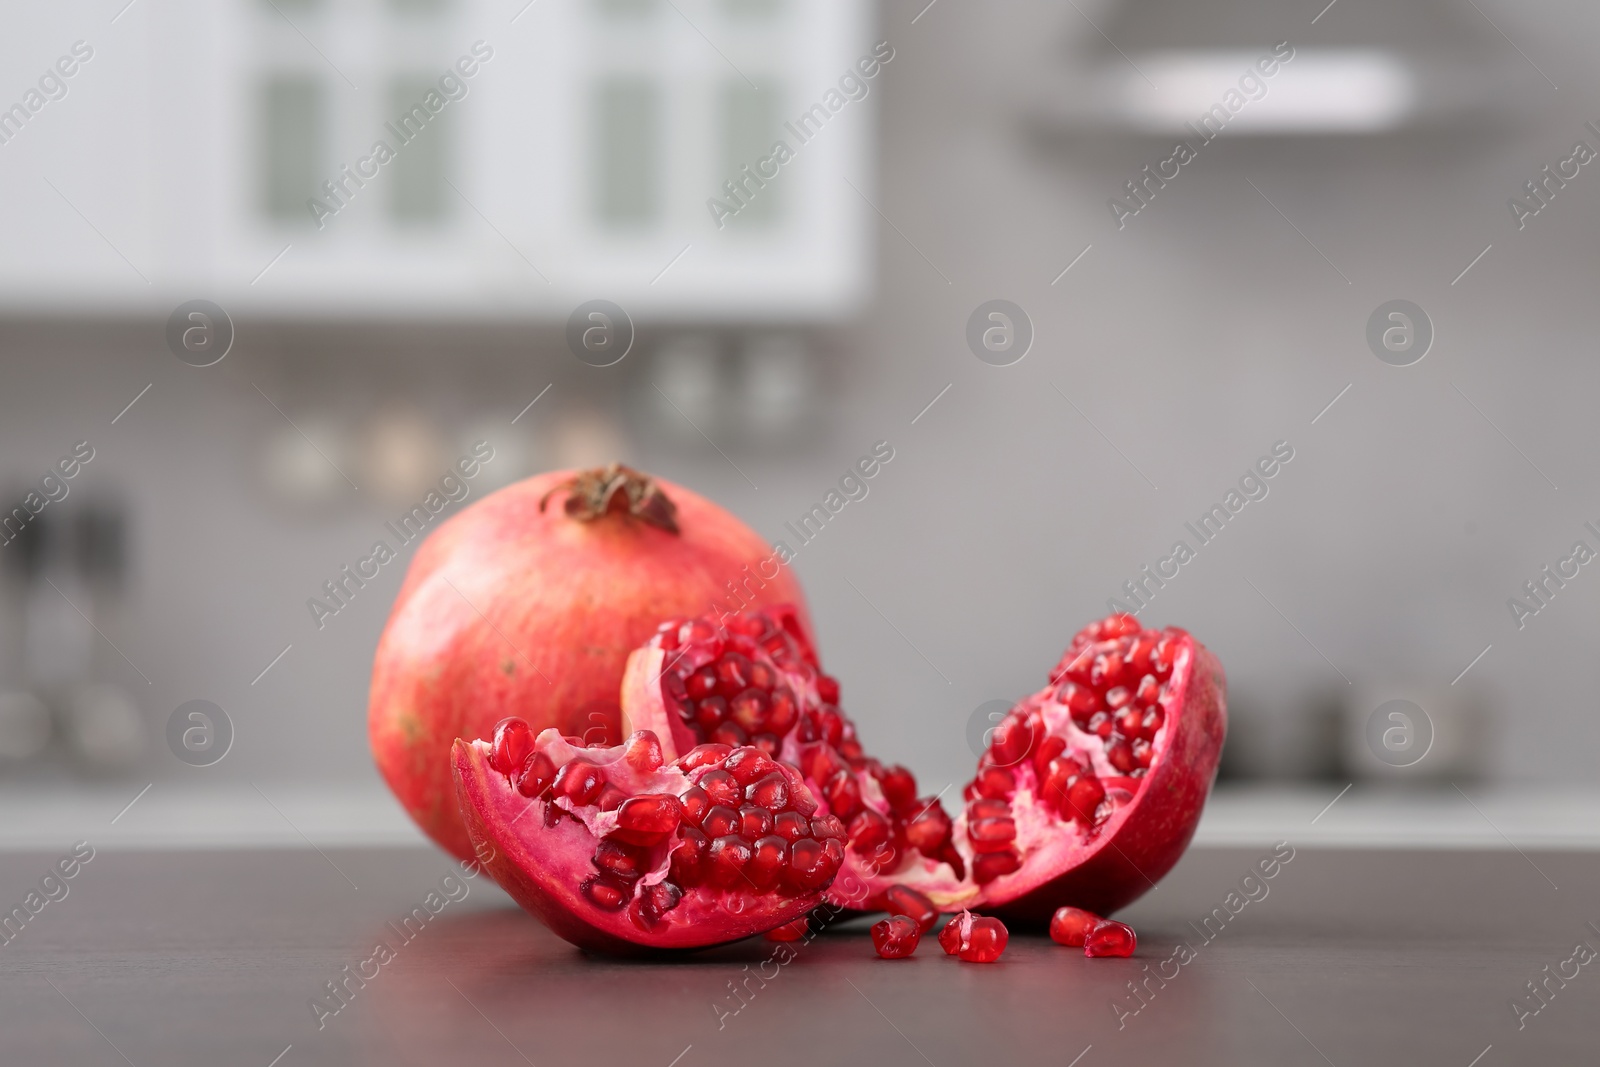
[454,727,838,951]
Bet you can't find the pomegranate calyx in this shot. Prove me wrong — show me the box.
[538,463,680,534]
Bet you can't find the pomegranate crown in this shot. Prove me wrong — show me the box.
[539,463,679,534]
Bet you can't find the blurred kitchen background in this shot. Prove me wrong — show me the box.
[2,0,1598,848]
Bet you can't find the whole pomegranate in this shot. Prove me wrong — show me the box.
[369,465,808,861]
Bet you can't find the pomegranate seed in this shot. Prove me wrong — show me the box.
[971,850,1021,884]
[687,666,718,700]
[883,884,938,933]
[848,809,891,852]
[1106,738,1136,773]
[1084,919,1137,958]
[678,786,711,828]
[693,697,728,732]
[630,881,683,929]
[800,742,847,784]
[746,772,790,812]
[1087,711,1113,739]
[809,814,847,841]
[724,747,776,786]
[711,722,747,748]
[551,759,605,805]
[1105,686,1132,710]
[766,688,799,734]
[514,751,555,798]
[973,765,1015,800]
[967,797,1010,821]
[739,804,773,839]
[1090,650,1125,688]
[715,652,752,697]
[824,769,862,820]
[670,828,707,884]
[1132,738,1153,768]
[1127,636,1156,673]
[877,764,918,811]
[773,811,809,842]
[1114,707,1143,737]
[592,838,648,881]
[1056,682,1097,717]
[1134,674,1160,706]
[729,688,768,731]
[596,783,627,812]
[904,802,952,856]
[1049,906,1101,947]
[780,765,818,815]
[621,730,663,772]
[706,836,753,887]
[937,914,965,955]
[817,675,841,704]
[815,709,844,747]
[1102,613,1141,638]
[701,805,740,838]
[1067,775,1105,824]
[960,916,1009,963]
[1032,735,1067,778]
[614,794,684,842]
[698,769,741,807]
[581,875,631,910]
[679,743,732,770]
[765,916,810,941]
[748,660,775,690]
[938,843,966,880]
[785,838,833,891]
[489,718,534,775]
[871,915,922,959]
[746,835,789,890]
[968,817,1017,853]
[1140,706,1164,737]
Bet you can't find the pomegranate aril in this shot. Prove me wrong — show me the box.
[596,783,627,812]
[702,804,740,838]
[739,804,773,839]
[748,660,775,690]
[960,916,1009,963]
[785,838,833,891]
[582,875,631,911]
[937,914,964,955]
[1084,919,1137,958]
[1049,906,1101,947]
[687,666,719,700]
[1102,613,1141,638]
[1106,738,1137,773]
[1132,738,1153,768]
[904,802,952,856]
[1105,686,1132,710]
[823,769,862,820]
[1087,711,1113,739]
[773,811,809,842]
[799,742,847,785]
[883,884,938,933]
[1067,774,1105,824]
[1057,681,1097,717]
[706,836,754,887]
[693,697,728,732]
[1140,706,1164,737]
[746,835,789,890]
[670,828,707,884]
[592,838,649,881]
[1114,707,1143,737]
[746,772,789,812]
[871,915,922,959]
[1032,735,1067,779]
[972,765,1015,800]
[1134,674,1161,707]
[489,718,534,775]
[967,798,1010,821]
[810,813,847,841]
[766,688,799,735]
[780,765,818,816]
[613,794,684,843]
[848,809,891,852]
[514,751,555,798]
[678,786,711,828]
[715,652,752,697]
[551,759,605,805]
[724,747,776,786]
[817,674,841,704]
[968,817,1017,853]
[729,689,768,732]
[621,730,664,772]
[679,743,732,771]
[1127,636,1156,674]
[971,850,1021,884]
[876,764,918,811]
[711,722,747,748]
[630,881,683,929]
[1090,650,1125,688]
[698,769,741,807]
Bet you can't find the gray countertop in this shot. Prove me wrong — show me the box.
[2,844,1593,1066]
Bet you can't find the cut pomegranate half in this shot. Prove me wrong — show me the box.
[618,607,967,912]
[952,613,1226,919]
[453,725,839,951]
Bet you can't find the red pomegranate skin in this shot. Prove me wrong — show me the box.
[369,469,810,861]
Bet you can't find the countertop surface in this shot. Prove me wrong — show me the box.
[2,844,1594,1066]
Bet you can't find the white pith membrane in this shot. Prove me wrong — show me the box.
[454,728,837,950]
[946,627,1195,908]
